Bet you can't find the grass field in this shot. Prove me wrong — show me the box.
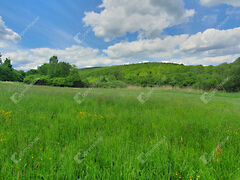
[0,82,240,179]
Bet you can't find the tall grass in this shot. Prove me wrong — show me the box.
[0,82,239,179]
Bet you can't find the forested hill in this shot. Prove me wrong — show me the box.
[77,59,240,91]
[1,53,240,92]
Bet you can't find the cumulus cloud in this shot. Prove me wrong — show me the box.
[166,55,240,65]
[5,27,240,70]
[0,42,8,48]
[180,28,240,56]
[0,16,21,43]
[104,27,240,65]
[104,35,188,59]
[200,0,240,7]
[3,45,123,70]
[83,0,195,41]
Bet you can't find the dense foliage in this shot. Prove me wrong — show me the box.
[7,55,84,88]
[76,59,240,92]
[1,52,240,91]
[0,54,24,82]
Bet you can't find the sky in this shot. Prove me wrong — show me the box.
[0,0,240,70]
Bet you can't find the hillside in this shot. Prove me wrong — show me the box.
[77,59,240,91]
[78,62,209,87]
[1,55,240,91]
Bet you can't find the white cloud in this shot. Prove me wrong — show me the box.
[166,55,240,65]
[0,42,8,48]
[0,16,21,43]
[3,27,240,69]
[3,45,123,70]
[104,27,240,65]
[180,28,240,56]
[5,27,240,70]
[83,0,195,41]
[200,0,240,7]
[104,35,188,59]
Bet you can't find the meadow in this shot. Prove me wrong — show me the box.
[0,81,240,179]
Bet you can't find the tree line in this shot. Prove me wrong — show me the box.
[1,52,240,92]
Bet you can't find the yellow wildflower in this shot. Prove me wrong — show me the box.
[0,110,12,122]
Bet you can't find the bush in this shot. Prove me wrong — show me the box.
[94,81,127,88]
[51,77,70,87]
[24,75,50,85]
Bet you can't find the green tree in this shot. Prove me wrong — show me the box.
[38,64,49,75]
[26,69,38,76]
[3,58,12,69]
[55,62,72,77]
[0,53,2,64]
[49,56,58,64]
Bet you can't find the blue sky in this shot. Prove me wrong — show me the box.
[0,0,240,70]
